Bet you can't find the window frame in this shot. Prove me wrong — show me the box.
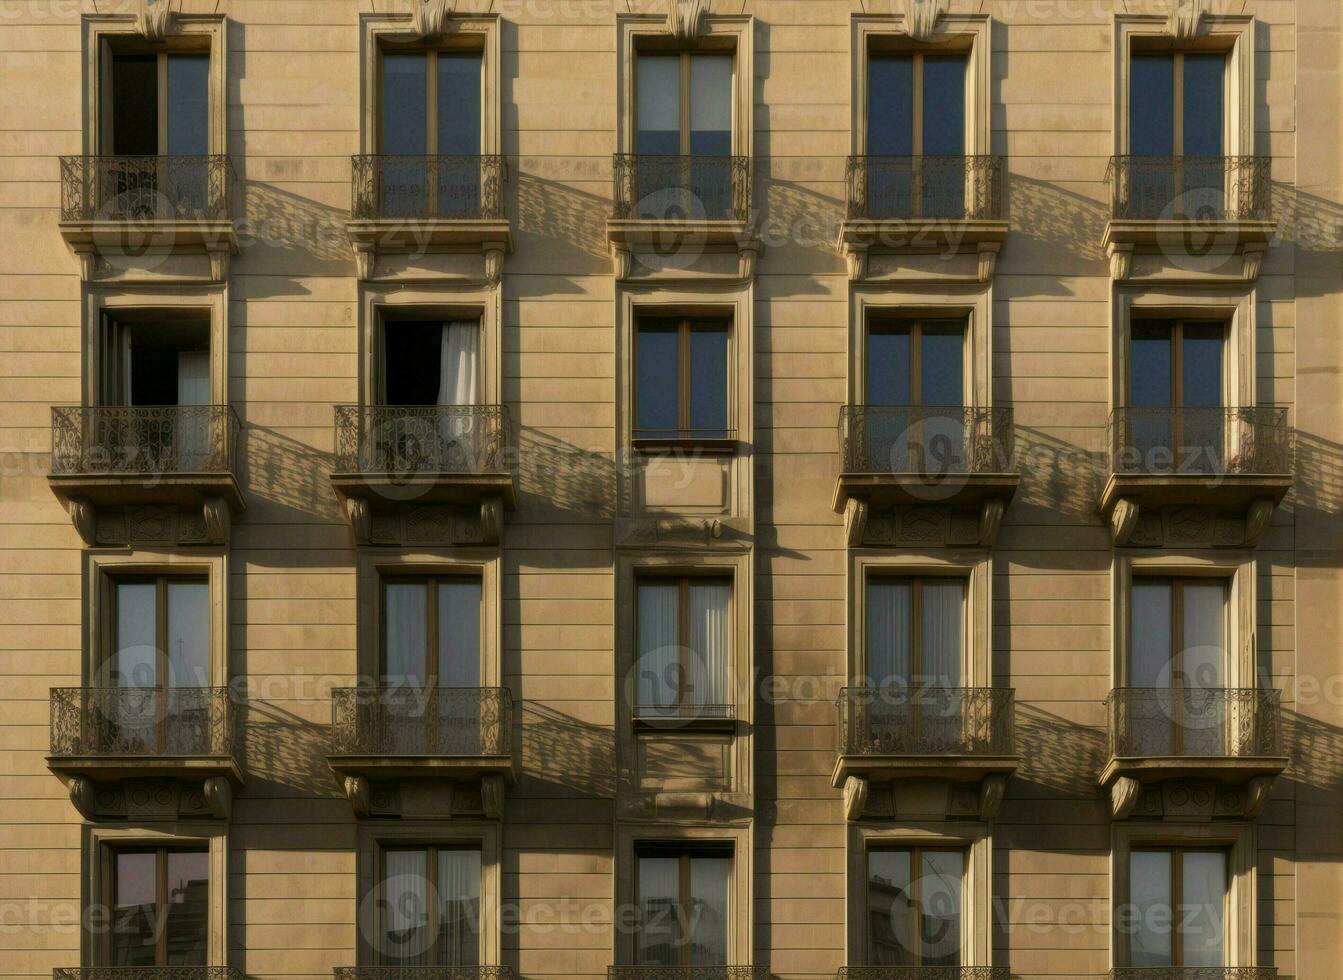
[101,47,211,156]
[377,313,484,408]
[633,842,735,967]
[375,842,484,968]
[104,844,210,968]
[375,42,485,158]
[861,574,969,685]
[1125,845,1230,968]
[378,572,484,686]
[104,573,210,701]
[864,844,968,967]
[632,314,734,448]
[633,50,735,157]
[864,51,969,158]
[1127,51,1228,158]
[864,316,969,408]
[1127,573,1229,687]
[1126,317,1228,410]
[633,572,735,716]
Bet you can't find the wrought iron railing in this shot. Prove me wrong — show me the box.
[60,155,234,222]
[351,154,507,220]
[839,406,1015,475]
[612,154,751,222]
[50,405,240,477]
[330,686,513,757]
[845,155,1006,221]
[53,971,244,980]
[837,687,1015,757]
[609,969,770,980]
[837,969,1011,980]
[1107,688,1282,759]
[333,405,512,475]
[1109,407,1293,477]
[1106,155,1271,221]
[1109,970,1278,980]
[49,687,236,758]
[334,969,517,980]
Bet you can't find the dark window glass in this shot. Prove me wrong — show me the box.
[635,319,730,439]
[111,54,158,155]
[164,851,209,965]
[866,326,911,407]
[113,851,158,965]
[635,322,680,436]
[636,54,681,155]
[867,55,914,156]
[1130,320,1174,408]
[112,849,208,967]
[1182,54,1224,156]
[689,324,729,435]
[636,848,731,966]
[1130,54,1175,156]
[438,53,482,155]
[166,55,209,156]
[1182,323,1224,408]
[921,56,966,155]
[383,53,428,155]
[920,324,964,407]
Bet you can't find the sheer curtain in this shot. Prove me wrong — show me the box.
[176,349,210,468]
[637,584,679,710]
[438,581,483,753]
[919,582,964,687]
[165,581,210,755]
[384,583,428,686]
[636,856,679,966]
[383,850,429,966]
[438,849,482,966]
[866,581,911,686]
[688,854,730,966]
[688,581,730,708]
[438,322,480,459]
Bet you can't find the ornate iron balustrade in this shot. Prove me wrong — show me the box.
[612,154,751,222]
[1107,688,1282,759]
[837,968,1011,980]
[609,968,770,980]
[54,966,244,971]
[839,406,1015,475]
[838,687,1015,757]
[49,687,236,758]
[845,155,1005,221]
[50,405,240,477]
[1109,970,1278,980]
[60,155,234,222]
[334,969,517,980]
[331,686,513,757]
[333,405,512,476]
[351,154,507,221]
[1106,155,1271,221]
[1108,407,1293,477]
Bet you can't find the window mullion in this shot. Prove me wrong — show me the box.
[157,52,169,154]
[680,320,692,436]
[680,53,692,156]
[912,56,924,158]
[156,847,169,966]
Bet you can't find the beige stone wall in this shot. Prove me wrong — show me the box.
[1,0,1340,979]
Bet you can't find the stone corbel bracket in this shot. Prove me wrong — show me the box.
[410,0,456,40]
[135,0,173,42]
[664,0,709,41]
[344,775,372,817]
[898,0,949,43]
[1167,0,1211,41]
[1110,775,1143,819]
[1109,496,1141,546]
[1108,241,1267,285]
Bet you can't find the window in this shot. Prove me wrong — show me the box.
[379,846,482,967]
[1127,848,1227,967]
[107,51,209,156]
[866,847,964,967]
[866,52,967,217]
[864,318,967,471]
[1128,52,1227,213]
[379,48,484,216]
[865,578,965,687]
[382,577,482,687]
[381,320,480,407]
[108,848,209,966]
[1128,319,1225,469]
[635,845,731,966]
[635,576,731,715]
[635,317,730,442]
[101,314,211,408]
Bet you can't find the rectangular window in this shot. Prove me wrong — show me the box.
[381,320,481,407]
[108,577,210,690]
[101,315,211,408]
[380,846,482,967]
[1128,52,1227,213]
[382,577,482,687]
[108,52,209,156]
[635,317,730,441]
[865,578,965,687]
[636,576,731,715]
[110,847,209,966]
[1128,848,1227,967]
[866,847,964,967]
[864,319,967,472]
[636,846,731,966]
[1128,319,1226,469]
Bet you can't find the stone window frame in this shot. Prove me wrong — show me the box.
[82,822,229,967]
[354,820,503,968]
[850,551,993,689]
[1110,284,1257,417]
[613,822,753,967]
[615,12,754,160]
[846,823,993,967]
[1112,551,1258,694]
[1112,14,1256,159]
[81,12,229,157]
[85,549,230,689]
[355,548,502,688]
[83,286,230,410]
[358,282,503,410]
[1110,820,1257,969]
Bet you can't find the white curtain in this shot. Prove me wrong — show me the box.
[175,349,211,468]
[383,849,430,966]
[637,584,679,709]
[636,855,679,966]
[688,582,730,707]
[919,581,965,687]
[688,854,730,966]
[438,322,480,456]
[438,849,482,966]
[384,583,428,686]
[1181,582,1226,689]
[866,581,911,686]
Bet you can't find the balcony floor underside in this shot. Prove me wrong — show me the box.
[46,754,244,786]
[48,472,245,512]
[330,472,517,509]
[327,754,517,784]
[1099,472,1293,515]
[832,754,1020,787]
[833,472,1020,512]
[1099,755,1290,787]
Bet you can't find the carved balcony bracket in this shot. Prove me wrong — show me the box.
[1245,774,1275,819]
[1110,496,1140,545]
[409,0,456,39]
[207,245,230,283]
[68,775,97,820]
[347,498,373,545]
[482,773,506,818]
[977,242,1000,282]
[353,242,376,281]
[844,498,868,548]
[203,776,233,819]
[664,0,710,41]
[134,0,173,42]
[1245,497,1275,546]
[898,0,949,42]
[481,497,503,545]
[1166,0,1211,40]
[1108,242,1133,281]
[345,775,372,817]
[203,496,231,545]
[1111,775,1143,819]
[979,773,1007,821]
[484,242,507,286]
[737,241,761,281]
[978,498,1005,546]
[843,775,869,822]
[611,242,634,280]
[844,242,868,281]
[67,496,97,547]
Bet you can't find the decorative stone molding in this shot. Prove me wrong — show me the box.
[1108,242,1133,281]
[1167,0,1210,40]
[845,243,868,281]
[481,497,503,545]
[206,246,230,283]
[68,496,96,547]
[977,498,1005,547]
[610,243,634,280]
[664,0,710,42]
[898,0,949,42]
[483,242,507,286]
[1245,498,1275,547]
[202,496,231,545]
[1110,496,1140,545]
[844,498,868,548]
[978,773,1007,821]
[203,776,232,819]
[1110,775,1143,819]
[68,776,96,820]
[843,775,868,822]
[345,775,372,817]
[347,498,372,545]
[409,0,456,39]
[976,243,1000,283]
[615,516,739,549]
[1244,774,1275,819]
[481,774,506,819]
[737,241,761,281]
[134,0,173,43]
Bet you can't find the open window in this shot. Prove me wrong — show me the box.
[103,48,209,156]
[377,845,482,967]
[635,575,732,719]
[106,846,209,967]
[635,844,732,966]
[634,315,731,445]
[380,319,480,408]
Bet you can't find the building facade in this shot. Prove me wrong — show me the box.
[2,0,1341,978]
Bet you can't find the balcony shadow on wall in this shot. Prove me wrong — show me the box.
[1011,701,1109,801]
[515,425,616,524]
[1279,708,1343,808]
[1289,429,1343,567]
[237,424,350,560]
[517,700,617,800]
[236,180,353,291]
[1009,422,1108,526]
[1005,173,1109,282]
[238,698,340,800]
[512,168,613,284]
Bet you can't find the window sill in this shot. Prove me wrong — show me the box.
[632,437,739,457]
[633,709,737,734]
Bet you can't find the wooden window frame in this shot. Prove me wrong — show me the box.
[1126,845,1230,967]
[1127,318,1228,408]
[97,36,215,156]
[633,50,734,157]
[864,844,967,967]
[106,574,209,688]
[375,44,485,157]
[634,842,735,967]
[864,51,969,158]
[376,842,484,968]
[379,573,483,686]
[865,317,968,408]
[634,573,734,716]
[104,844,210,968]
[632,315,734,449]
[1127,51,1228,158]
[863,575,968,683]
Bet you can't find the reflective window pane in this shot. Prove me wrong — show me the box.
[166,581,209,688]
[1130,54,1175,156]
[1129,850,1174,966]
[113,851,158,966]
[383,849,430,966]
[1181,851,1227,967]
[1131,581,1173,688]
[1182,323,1224,408]
[166,55,209,156]
[867,56,914,156]
[636,55,680,155]
[163,851,208,966]
[437,580,482,687]
[920,325,964,407]
[635,322,679,437]
[438,849,482,966]
[689,324,729,436]
[867,326,911,407]
[866,849,913,965]
[1183,55,1225,156]
[114,582,158,688]
[919,850,964,967]
[922,57,966,156]
[1130,321,1174,408]
[636,855,681,965]
[690,55,732,156]
[438,53,482,155]
[384,582,429,684]
[382,54,428,155]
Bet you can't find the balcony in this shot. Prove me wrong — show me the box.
[833,686,1017,821]
[1109,969,1278,980]
[1101,688,1288,819]
[54,970,246,980]
[1102,407,1294,546]
[327,686,515,815]
[347,154,510,277]
[837,969,1011,980]
[48,405,243,545]
[334,969,517,980]
[609,968,770,980]
[47,686,242,818]
[1102,155,1274,263]
[833,406,1019,546]
[58,155,238,267]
